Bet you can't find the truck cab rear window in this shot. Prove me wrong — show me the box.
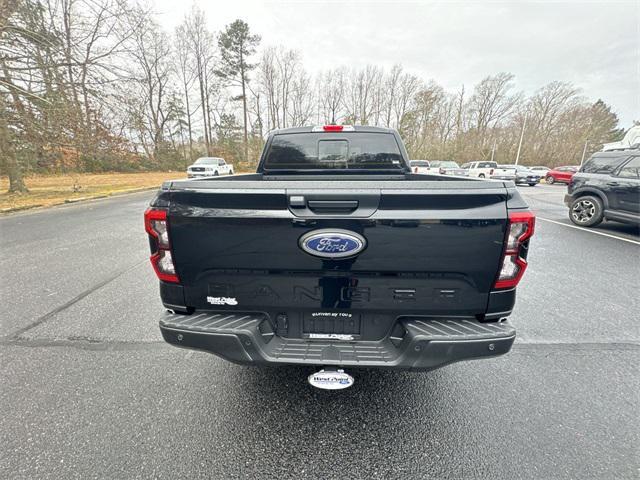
[264,133,403,170]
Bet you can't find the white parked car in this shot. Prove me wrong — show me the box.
[187,157,234,178]
[409,160,430,174]
[461,161,498,178]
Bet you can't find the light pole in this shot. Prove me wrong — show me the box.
[514,115,527,165]
[580,140,589,166]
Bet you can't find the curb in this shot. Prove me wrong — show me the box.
[0,204,45,214]
[1,186,160,216]
[64,195,109,203]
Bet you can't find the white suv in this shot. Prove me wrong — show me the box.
[187,157,234,178]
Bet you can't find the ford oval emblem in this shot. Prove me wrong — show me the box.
[299,229,366,259]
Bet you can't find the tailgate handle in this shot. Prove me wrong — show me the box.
[307,200,359,212]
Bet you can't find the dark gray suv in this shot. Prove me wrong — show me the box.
[564,148,640,227]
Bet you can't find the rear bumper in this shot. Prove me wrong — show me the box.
[516,176,541,184]
[159,311,515,371]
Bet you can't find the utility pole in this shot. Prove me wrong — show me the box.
[514,115,527,165]
[490,140,496,162]
[580,140,589,165]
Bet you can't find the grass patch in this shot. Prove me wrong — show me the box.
[0,172,186,212]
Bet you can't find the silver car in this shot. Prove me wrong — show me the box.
[428,160,468,176]
[500,165,541,186]
[530,166,551,176]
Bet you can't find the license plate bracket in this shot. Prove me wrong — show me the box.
[302,312,361,340]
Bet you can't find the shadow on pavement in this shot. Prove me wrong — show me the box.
[594,221,640,238]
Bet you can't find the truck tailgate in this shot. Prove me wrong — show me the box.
[166,179,510,319]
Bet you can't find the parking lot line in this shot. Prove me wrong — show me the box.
[537,217,640,245]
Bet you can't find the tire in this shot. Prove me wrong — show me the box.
[569,195,603,227]
[528,183,537,187]
[546,176,555,184]
[229,169,234,175]
[214,170,219,176]
[478,174,485,178]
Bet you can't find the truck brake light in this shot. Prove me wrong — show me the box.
[494,211,535,289]
[312,125,355,132]
[144,208,179,283]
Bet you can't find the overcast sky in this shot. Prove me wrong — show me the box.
[153,0,639,127]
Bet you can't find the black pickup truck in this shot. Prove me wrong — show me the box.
[145,126,535,389]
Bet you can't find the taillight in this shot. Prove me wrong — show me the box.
[494,211,535,289]
[144,208,179,283]
[439,168,445,174]
[490,168,494,175]
[414,167,418,173]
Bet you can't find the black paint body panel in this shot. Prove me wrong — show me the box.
[151,175,524,327]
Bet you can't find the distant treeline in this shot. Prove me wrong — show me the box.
[1,0,629,192]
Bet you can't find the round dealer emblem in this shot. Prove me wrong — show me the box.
[308,369,354,390]
[299,229,366,259]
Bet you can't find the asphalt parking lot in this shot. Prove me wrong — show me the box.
[1,183,638,479]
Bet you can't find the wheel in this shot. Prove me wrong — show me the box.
[569,195,603,227]
[478,174,485,178]
[528,183,537,187]
[546,176,555,184]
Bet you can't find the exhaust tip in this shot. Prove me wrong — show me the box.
[308,368,354,390]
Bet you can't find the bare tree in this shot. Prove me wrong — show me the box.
[288,67,314,127]
[126,16,173,162]
[174,24,197,162]
[258,47,307,130]
[393,71,421,130]
[259,47,281,130]
[467,72,522,149]
[182,7,215,155]
[1,0,137,189]
[317,68,346,125]
[342,65,384,125]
